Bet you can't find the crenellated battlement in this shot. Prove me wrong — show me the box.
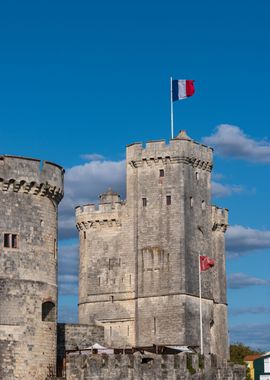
[212,205,228,232]
[75,202,125,231]
[0,155,64,203]
[126,131,213,171]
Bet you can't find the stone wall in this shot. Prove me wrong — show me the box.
[65,352,246,380]
[57,323,105,377]
[0,155,64,380]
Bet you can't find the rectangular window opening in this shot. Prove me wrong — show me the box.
[166,195,171,206]
[159,169,164,177]
[4,234,10,248]
[12,234,18,249]
[142,198,147,207]
[4,233,19,249]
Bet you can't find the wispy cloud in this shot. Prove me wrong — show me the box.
[212,181,244,198]
[59,159,126,240]
[230,323,270,351]
[203,124,270,163]
[230,306,270,316]
[80,153,105,161]
[58,303,78,324]
[228,273,270,289]
[226,225,270,258]
[58,244,79,296]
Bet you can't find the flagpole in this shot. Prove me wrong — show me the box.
[170,76,174,139]
[199,254,203,355]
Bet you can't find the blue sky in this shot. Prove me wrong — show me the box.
[1,0,270,350]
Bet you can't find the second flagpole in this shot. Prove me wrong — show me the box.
[199,254,203,355]
[170,77,174,139]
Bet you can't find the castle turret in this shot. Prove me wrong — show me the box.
[0,156,64,380]
[77,131,228,357]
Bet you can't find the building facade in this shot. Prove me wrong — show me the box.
[76,131,229,358]
[0,156,64,380]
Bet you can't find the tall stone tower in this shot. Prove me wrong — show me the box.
[0,156,64,380]
[77,131,228,358]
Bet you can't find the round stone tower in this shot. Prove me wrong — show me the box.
[0,155,64,380]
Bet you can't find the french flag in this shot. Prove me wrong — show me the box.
[172,79,195,101]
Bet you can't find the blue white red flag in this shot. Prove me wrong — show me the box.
[172,80,195,101]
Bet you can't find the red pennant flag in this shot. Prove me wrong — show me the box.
[200,255,215,271]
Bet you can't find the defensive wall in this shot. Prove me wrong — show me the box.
[65,352,246,380]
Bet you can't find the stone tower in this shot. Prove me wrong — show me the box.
[0,156,64,380]
[77,131,228,358]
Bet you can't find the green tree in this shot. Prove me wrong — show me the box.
[230,343,262,365]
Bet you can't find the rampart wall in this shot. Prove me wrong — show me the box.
[65,352,246,380]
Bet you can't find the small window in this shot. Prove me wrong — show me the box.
[83,231,86,239]
[142,198,147,207]
[159,169,164,177]
[127,325,130,336]
[166,195,171,205]
[110,295,114,303]
[4,233,19,249]
[202,201,206,211]
[42,301,56,322]
[190,197,194,208]
[153,317,157,336]
[4,234,10,248]
[196,172,199,181]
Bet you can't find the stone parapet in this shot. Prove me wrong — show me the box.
[76,203,125,231]
[65,352,246,380]
[0,155,64,203]
[126,134,213,172]
[212,206,228,232]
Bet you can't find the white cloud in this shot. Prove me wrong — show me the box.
[59,159,126,240]
[80,153,105,161]
[203,124,270,163]
[228,273,270,289]
[212,181,244,198]
[226,225,270,258]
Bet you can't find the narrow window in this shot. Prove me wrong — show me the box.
[110,326,112,337]
[153,317,157,336]
[127,325,130,336]
[196,172,199,181]
[159,169,164,177]
[110,295,114,303]
[4,234,10,248]
[98,277,101,286]
[202,200,206,211]
[142,198,147,207]
[54,238,56,258]
[83,231,86,239]
[166,195,171,206]
[12,234,18,249]
[42,301,56,322]
[190,197,194,208]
